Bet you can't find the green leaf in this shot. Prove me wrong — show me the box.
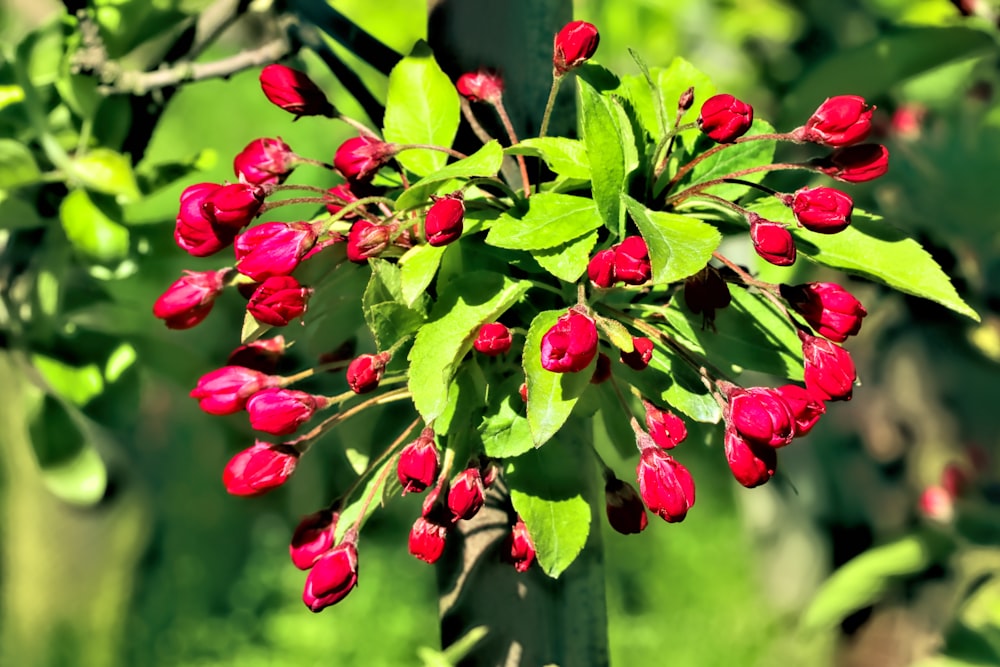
[399,243,447,307]
[523,310,594,447]
[579,78,627,235]
[362,259,428,350]
[595,315,634,351]
[618,58,716,142]
[486,193,603,251]
[0,139,41,189]
[676,119,777,201]
[395,141,504,210]
[622,195,721,285]
[480,375,534,458]
[383,41,460,177]
[59,189,130,264]
[507,432,592,578]
[506,138,591,181]
[32,354,104,406]
[408,273,530,422]
[531,230,597,283]
[750,199,979,321]
[613,342,722,423]
[628,48,667,138]
[68,148,142,202]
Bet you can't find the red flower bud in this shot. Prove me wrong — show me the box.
[473,322,513,356]
[346,352,390,394]
[774,384,826,437]
[698,94,753,143]
[613,235,651,285]
[425,195,465,247]
[678,87,695,112]
[247,276,312,327]
[227,336,287,373]
[234,221,319,281]
[456,69,505,104]
[190,366,278,415]
[644,401,687,449]
[587,248,617,288]
[799,330,856,401]
[409,516,449,563]
[553,21,600,75]
[259,64,335,118]
[325,182,361,218]
[222,441,299,496]
[506,516,536,573]
[941,462,970,498]
[153,269,228,329]
[891,104,925,141]
[246,387,326,436]
[605,476,648,535]
[202,182,264,229]
[724,427,777,488]
[797,95,874,147]
[346,221,393,263]
[620,336,654,371]
[396,428,439,495]
[302,536,359,612]
[636,447,695,523]
[540,308,599,373]
[749,217,796,266]
[783,282,867,343]
[789,187,853,234]
[813,144,889,183]
[175,183,236,257]
[726,385,796,448]
[590,352,612,384]
[234,137,296,186]
[518,382,528,403]
[290,510,336,570]
[918,485,954,523]
[448,467,486,521]
[334,135,396,182]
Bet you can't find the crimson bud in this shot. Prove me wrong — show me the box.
[409,516,449,563]
[325,182,361,218]
[918,486,954,523]
[636,447,696,523]
[605,476,648,535]
[259,64,335,118]
[190,366,278,415]
[797,95,874,147]
[799,330,857,401]
[506,516,536,573]
[725,385,796,448]
[540,308,599,373]
[346,221,392,263]
[587,248,617,288]
[553,21,600,75]
[783,282,867,343]
[346,352,390,394]
[447,467,486,522]
[724,427,777,488]
[246,387,326,436]
[202,182,264,229]
[247,276,312,327]
[234,137,296,186]
[425,195,465,247]
[614,235,651,285]
[235,221,319,281]
[334,135,396,182]
[644,401,687,449]
[749,217,796,266]
[813,144,890,183]
[774,384,826,437]
[620,336,654,371]
[302,534,359,612]
[789,187,854,234]
[223,441,299,496]
[153,269,228,329]
[473,322,513,356]
[175,183,235,257]
[396,428,440,495]
[698,94,753,143]
[456,69,505,104]
[290,510,337,570]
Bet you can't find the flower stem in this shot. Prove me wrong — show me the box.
[460,98,496,145]
[538,74,564,139]
[493,97,531,198]
[660,132,795,199]
[395,143,468,161]
[290,387,412,452]
[349,416,423,533]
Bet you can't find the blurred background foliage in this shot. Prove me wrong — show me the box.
[1,0,1000,665]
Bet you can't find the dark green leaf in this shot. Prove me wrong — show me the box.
[531,230,598,283]
[395,140,504,210]
[506,138,590,180]
[622,195,721,285]
[0,139,41,189]
[486,193,603,251]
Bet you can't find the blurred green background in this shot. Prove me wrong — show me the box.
[2,0,1000,665]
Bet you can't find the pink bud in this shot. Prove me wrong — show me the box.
[506,516,536,573]
[425,195,465,247]
[813,144,890,183]
[174,183,236,257]
[302,536,359,612]
[613,235,651,285]
[918,485,954,523]
[234,221,319,281]
[447,467,486,521]
[749,217,796,266]
[247,276,312,327]
[234,137,296,186]
[784,282,867,343]
[473,322,513,356]
[698,94,753,143]
[774,384,826,437]
[346,221,393,263]
[325,182,361,218]
[587,248,617,288]
[620,336,654,371]
[190,366,278,415]
[799,330,856,401]
[636,447,695,523]
[726,385,796,448]
[724,427,777,488]
[334,135,396,182]
[553,21,600,75]
[540,308,599,373]
[222,440,299,496]
[409,516,449,563]
[396,428,440,495]
[227,336,287,373]
[890,104,925,141]
[789,187,854,234]
[346,352,390,394]
[605,477,648,535]
[153,269,227,329]
[290,510,336,570]
[259,64,335,118]
[456,69,505,104]
[644,402,687,449]
[797,95,874,147]
[202,182,264,229]
[246,387,325,436]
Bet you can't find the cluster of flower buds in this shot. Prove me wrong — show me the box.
[587,236,652,288]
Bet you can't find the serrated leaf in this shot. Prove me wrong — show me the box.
[480,375,534,458]
[362,260,427,350]
[486,193,603,251]
[0,139,41,189]
[579,78,626,235]
[506,138,590,180]
[408,273,530,422]
[69,148,142,202]
[750,199,979,321]
[399,244,447,307]
[59,189,130,264]
[383,41,460,177]
[673,119,777,201]
[523,310,594,447]
[395,141,504,210]
[531,230,597,283]
[622,195,721,285]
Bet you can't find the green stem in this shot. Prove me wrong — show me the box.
[538,74,564,139]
